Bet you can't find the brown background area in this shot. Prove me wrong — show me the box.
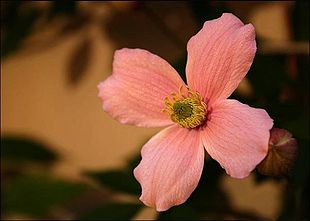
[2,1,302,219]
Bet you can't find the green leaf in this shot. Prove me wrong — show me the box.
[2,175,88,216]
[77,202,142,220]
[85,170,140,195]
[1,136,58,163]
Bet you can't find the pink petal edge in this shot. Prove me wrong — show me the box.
[134,125,204,211]
[98,48,185,127]
[202,99,273,178]
[186,13,256,105]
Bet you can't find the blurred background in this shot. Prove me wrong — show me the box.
[1,1,309,220]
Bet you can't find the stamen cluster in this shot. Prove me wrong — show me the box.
[163,86,207,128]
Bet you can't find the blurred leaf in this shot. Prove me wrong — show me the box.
[59,13,90,36]
[1,2,39,58]
[2,175,88,216]
[1,136,58,163]
[77,202,142,220]
[85,152,142,195]
[85,170,140,195]
[157,204,199,220]
[67,36,92,86]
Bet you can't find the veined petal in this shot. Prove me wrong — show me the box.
[201,99,273,178]
[98,48,185,127]
[186,13,256,104]
[134,125,204,211]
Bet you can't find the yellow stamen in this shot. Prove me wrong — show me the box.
[162,86,207,128]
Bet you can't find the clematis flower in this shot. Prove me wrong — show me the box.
[98,13,273,211]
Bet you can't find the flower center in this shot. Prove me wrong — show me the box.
[163,86,207,129]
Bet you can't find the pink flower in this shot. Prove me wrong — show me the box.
[98,13,273,211]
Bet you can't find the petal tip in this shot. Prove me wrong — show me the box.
[221,12,239,19]
[133,165,140,180]
[97,81,105,93]
[220,12,243,24]
[226,166,252,179]
[97,82,105,98]
[232,172,251,179]
[242,23,256,40]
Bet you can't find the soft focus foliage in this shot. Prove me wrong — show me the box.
[1,1,309,220]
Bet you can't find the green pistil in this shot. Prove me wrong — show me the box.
[173,102,193,120]
[163,86,207,129]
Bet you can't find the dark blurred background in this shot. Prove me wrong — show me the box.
[1,1,309,220]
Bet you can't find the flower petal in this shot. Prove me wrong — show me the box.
[202,99,273,178]
[134,125,204,211]
[98,48,185,127]
[186,13,256,104]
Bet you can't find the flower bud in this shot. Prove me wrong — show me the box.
[257,128,298,177]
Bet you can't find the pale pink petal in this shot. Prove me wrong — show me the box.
[201,99,273,178]
[98,48,185,127]
[186,13,256,104]
[134,125,204,211]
